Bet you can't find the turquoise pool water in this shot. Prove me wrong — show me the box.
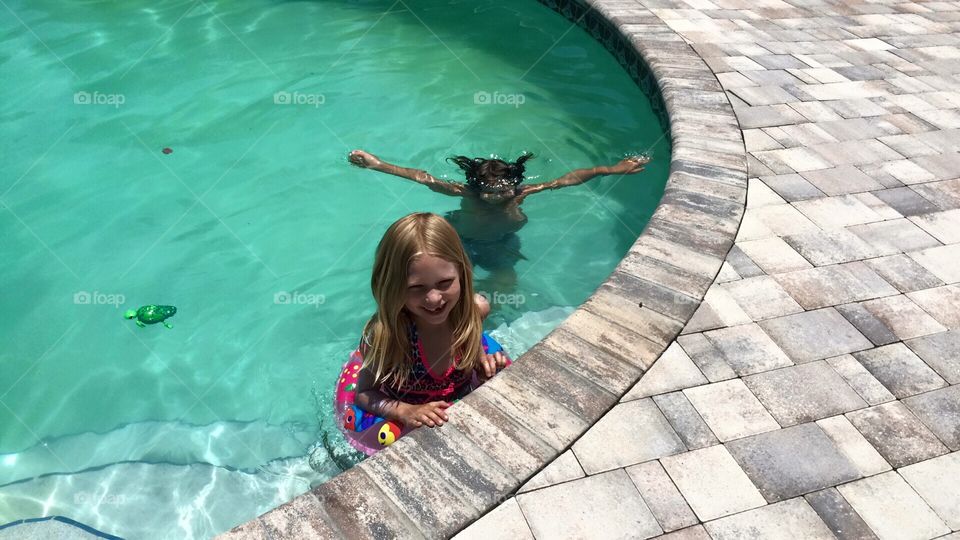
[0,0,669,537]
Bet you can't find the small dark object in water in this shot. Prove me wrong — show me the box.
[162,147,173,154]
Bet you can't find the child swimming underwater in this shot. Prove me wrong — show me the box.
[347,150,649,205]
[348,150,650,290]
[349,212,509,435]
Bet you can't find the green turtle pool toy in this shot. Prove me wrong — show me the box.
[124,305,177,328]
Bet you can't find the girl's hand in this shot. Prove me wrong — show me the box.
[611,155,650,175]
[477,351,508,381]
[348,149,382,169]
[398,401,450,428]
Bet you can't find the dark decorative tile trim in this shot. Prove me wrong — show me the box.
[539,0,671,135]
[0,516,123,540]
[222,0,746,537]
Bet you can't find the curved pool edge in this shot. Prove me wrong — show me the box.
[221,1,746,538]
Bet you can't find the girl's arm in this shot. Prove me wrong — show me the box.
[515,156,650,202]
[349,149,465,197]
[353,366,408,422]
[353,366,450,427]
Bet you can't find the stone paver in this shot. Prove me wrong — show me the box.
[908,285,960,330]
[800,166,884,196]
[453,498,533,540]
[911,209,960,244]
[725,423,861,503]
[826,354,897,406]
[838,472,950,540]
[703,498,835,540]
[899,452,960,530]
[718,276,803,321]
[847,218,941,254]
[836,303,900,346]
[853,343,947,399]
[910,244,960,283]
[783,228,886,266]
[793,196,884,229]
[774,262,897,311]
[572,398,685,475]
[653,392,719,451]
[804,488,879,540]
[759,308,873,363]
[760,173,824,202]
[847,401,949,468]
[683,287,752,334]
[683,380,780,442]
[743,362,866,426]
[903,386,960,451]
[661,445,766,522]
[853,295,948,341]
[904,331,960,384]
[516,469,663,540]
[873,187,942,217]
[655,526,710,540]
[517,450,583,494]
[864,254,944,293]
[622,342,708,401]
[676,333,737,383]
[702,323,793,376]
[815,415,891,478]
[736,237,812,274]
[626,461,699,533]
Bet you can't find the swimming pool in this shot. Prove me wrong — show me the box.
[0,0,668,537]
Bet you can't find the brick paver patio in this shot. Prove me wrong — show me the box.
[457,1,960,538]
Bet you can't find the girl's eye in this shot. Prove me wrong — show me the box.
[438,279,454,289]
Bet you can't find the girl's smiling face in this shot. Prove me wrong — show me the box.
[404,254,461,327]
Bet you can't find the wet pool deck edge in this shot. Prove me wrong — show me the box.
[221,0,747,538]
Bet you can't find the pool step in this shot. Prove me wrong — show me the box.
[0,456,328,540]
[0,419,316,487]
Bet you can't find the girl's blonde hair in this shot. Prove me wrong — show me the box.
[362,212,483,387]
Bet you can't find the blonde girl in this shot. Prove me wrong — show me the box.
[352,212,509,430]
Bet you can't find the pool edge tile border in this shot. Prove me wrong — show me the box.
[222,1,745,538]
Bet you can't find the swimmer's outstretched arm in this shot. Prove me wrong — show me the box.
[515,155,650,202]
[348,149,465,197]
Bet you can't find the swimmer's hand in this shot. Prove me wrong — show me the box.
[398,401,450,428]
[477,351,509,382]
[348,149,383,169]
[475,293,490,320]
[611,155,650,175]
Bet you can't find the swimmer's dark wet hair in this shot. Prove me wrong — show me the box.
[447,152,535,192]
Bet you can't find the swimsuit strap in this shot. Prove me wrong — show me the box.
[408,322,459,379]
